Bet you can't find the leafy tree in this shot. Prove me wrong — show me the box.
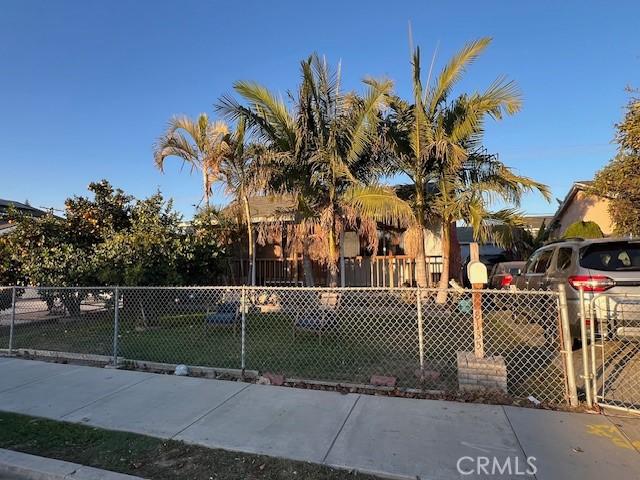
[179,207,229,285]
[93,193,184,286]
[0,237,23,309]
[64,180,132,245]
[591,91,640,236]
[563,220,604,239]
[154,114,231,206]
[384,39,549,298]
[1,214,96,315]
[0,182,228,317]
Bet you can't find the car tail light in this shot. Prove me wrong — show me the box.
[568,275,615,292]
[500,274,513,287]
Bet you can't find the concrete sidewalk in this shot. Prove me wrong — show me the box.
[1,357,639,480]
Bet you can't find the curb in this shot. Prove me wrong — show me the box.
[0,449,145,480]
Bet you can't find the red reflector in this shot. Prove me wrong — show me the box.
[568,275,615,292]
[500,274,513,287]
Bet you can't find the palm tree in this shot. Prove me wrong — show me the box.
[385,38,550,297]
[154,113,230,206]
[220,54,413,286]
[216,118,274,284]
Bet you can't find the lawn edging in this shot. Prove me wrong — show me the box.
[0,448,144,480]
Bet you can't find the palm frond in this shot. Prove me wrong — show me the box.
[344,78,392,164]
[233,81,297,149]
[342,185,415,227]
[426,37,492,114]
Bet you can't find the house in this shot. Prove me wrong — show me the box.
[0,199,47,236]
[522,215,554,236]
[549,180,613,238]
[224,195,443,287]
[224,193,560,287]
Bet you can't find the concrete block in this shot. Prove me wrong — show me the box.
[263,372,285,386]
[370,375,397,387]
[457,351,508,393]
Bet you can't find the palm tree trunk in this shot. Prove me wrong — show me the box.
[414,227,429,288]
[327,225,339,287]
[242,195,254,285]
[202,168,210,205]
[302,238,315,287]
[449,222,462,283]
[414,185,429,288]
[436,218,451,304]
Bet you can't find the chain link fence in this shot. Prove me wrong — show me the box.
[586,292,640,413]
[0,285,569,404]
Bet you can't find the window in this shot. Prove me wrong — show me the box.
[525,251,541,274]
[580,242,640,271]
[534,249,554,274]
[556,248,573,271]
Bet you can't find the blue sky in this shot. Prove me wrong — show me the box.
[1,1,638,218]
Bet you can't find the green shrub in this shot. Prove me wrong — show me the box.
[563,220,604,239]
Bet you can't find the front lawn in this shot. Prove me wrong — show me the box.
[0,293,567,401]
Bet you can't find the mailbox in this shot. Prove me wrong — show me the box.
[467,261,488,285]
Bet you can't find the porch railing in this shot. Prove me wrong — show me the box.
[227,255,443,287]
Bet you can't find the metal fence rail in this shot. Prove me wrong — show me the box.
[0,285,568,404]
[586,292,640,413]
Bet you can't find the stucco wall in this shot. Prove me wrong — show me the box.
[557,191,613,236]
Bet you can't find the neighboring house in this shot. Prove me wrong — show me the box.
[549,180,613,238]
[522,215,554,236]
[0,199,47,236]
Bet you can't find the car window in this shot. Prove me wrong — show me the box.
[556,248,573,271]
[580,242,640,271]
[534,249,554,274]
[525,252,540,273]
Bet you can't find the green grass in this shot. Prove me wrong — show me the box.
[0,300,566,399]
[0,411,377,480]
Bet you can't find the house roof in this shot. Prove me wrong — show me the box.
[522,215,554,230]
[0,199,47,217]
[225,195,298,223]
[549,180,598,228]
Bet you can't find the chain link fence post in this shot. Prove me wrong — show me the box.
[8,286,16,354]
[112,286,120,367]
[241,285,246,371]
[416,287,424,372]
[578,287,592,408]
[558,283,579,407]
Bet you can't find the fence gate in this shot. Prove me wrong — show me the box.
[585,292,640,413]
